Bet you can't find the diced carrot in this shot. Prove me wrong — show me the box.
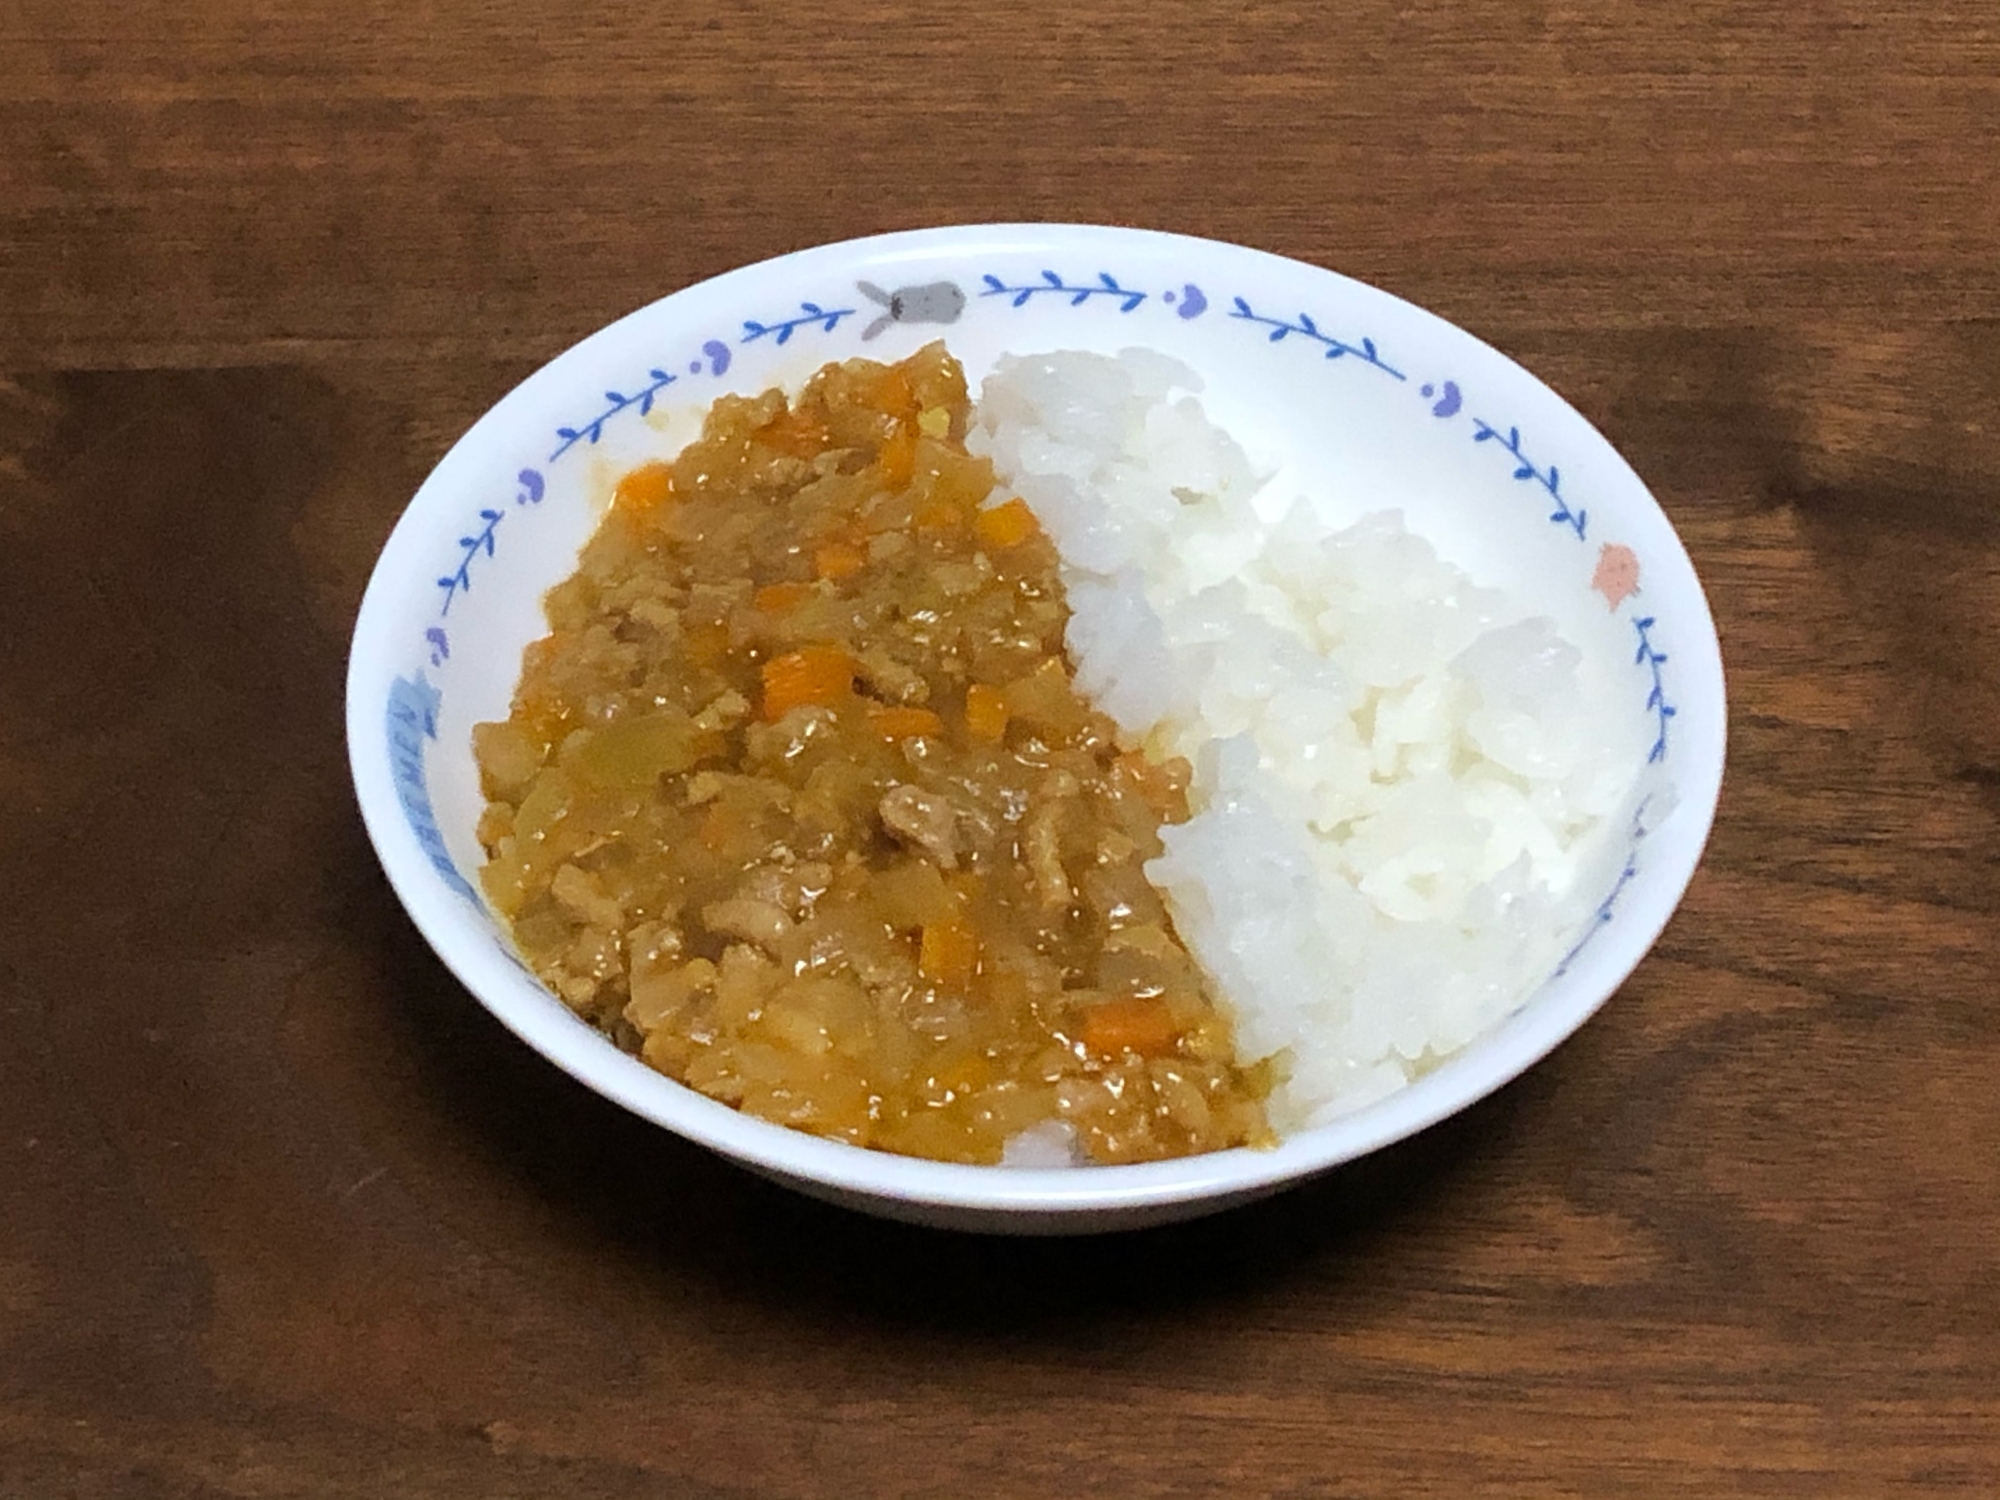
[760,644,855,721]
[753,581,812,616]
[918,916,979,989]
[913,498,963,533]
[1080,996,1180,1058]
[974,496,1039,549]
[753,405,831,458]
[683,620,730,668]
[876,424,917,489]
[963,683,1009,742]
[614,461,676,513]
[814,540,866,581]
[867,704,944,741]
[867,366,919,420]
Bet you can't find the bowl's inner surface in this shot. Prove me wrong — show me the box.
[355,226,1720,1218]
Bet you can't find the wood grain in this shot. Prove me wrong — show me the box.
[2,3,1996,1496]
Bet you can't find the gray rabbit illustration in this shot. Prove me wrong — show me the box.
[856,280,967,341]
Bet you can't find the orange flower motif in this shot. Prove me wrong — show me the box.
[1591,543,1641,611]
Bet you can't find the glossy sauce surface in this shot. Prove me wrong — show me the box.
[474,345,1270,1164]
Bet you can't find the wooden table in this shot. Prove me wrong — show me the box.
[4,4,1996,1495]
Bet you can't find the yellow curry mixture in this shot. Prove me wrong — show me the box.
[473,344,1271,1164]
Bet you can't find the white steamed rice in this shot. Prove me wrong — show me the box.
[972,349,1646,1132]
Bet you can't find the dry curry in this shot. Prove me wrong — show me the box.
[473,343,1271,1164]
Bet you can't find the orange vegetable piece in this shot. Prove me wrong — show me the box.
[918,916,979,989]
[974,497,1040,549]
[753,405,831,458]
[753,581,812,616]
[963,683,1009,742]
[913,498,964,534]
[867,704,944,740]
[614,461,676,514]
[814,540,866,581]
[867,366,919,420]
[760,644,855,721]
[1080,996,1180,1058]
[876,424,917,489]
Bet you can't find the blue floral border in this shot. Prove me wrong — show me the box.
[386,673,477,903]
[394,261,1680,963]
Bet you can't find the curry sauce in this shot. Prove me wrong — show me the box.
[473,343,1271,1164]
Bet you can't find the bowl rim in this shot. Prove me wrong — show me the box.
[345,221,1728,1222]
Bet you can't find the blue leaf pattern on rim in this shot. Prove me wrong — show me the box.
[399,256,1678,968]
[548,304,854,464]
[741,301,856,346]
[1470,419,1587,539]
[548,368,681,464]
[980,271,1147,312]
[1226,298,1407,380]
[1633,616,1676,763]
[434,507,504,616]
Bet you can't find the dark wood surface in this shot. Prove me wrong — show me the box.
[4,4,1997,1495]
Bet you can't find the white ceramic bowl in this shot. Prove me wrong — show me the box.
[346,224,1725,1234]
